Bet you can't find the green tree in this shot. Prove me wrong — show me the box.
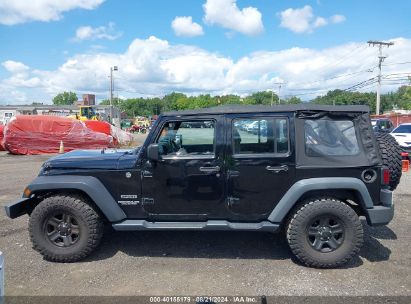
[285,96,302,104]
[395,85,411,110]
[217,94,241,105]
[52,91,78,105]
[163,92,187,111]
[245,91,276,105]
[100,97,122,106]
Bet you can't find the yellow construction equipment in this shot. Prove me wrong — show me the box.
[69,106,100,121]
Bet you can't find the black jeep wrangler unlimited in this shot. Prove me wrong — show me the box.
[5,105,403,268]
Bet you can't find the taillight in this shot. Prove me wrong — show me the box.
[403,160,410,172]
[383,168,390,185]
[402,152,409,173]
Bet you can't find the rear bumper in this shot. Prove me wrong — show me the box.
[366,205,394,226]
[365,189,394,226]
[4,198,32,219]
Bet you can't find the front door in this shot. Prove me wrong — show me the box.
[226,114,296,221]
[141,116,225,220]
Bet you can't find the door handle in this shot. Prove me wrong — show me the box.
[266,165,288,173]
[199,166,220,173]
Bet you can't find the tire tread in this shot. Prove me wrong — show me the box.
[286,198,363,268]
[29,194,103,262]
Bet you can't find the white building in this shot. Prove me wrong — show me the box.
[0,105,120,126]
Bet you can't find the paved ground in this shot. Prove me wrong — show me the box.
[0,150,410,296]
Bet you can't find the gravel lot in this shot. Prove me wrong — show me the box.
[0,149,410,296]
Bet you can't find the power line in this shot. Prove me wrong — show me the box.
[290,66,376,89]
[344,77,378,92]
[318,44,368,73]
[382,61,411,66]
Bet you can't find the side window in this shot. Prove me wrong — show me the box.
[156,120,215,157]
[304,119,360,156]
[232,118,289,155]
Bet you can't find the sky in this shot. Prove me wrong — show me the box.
[0,0,410,105]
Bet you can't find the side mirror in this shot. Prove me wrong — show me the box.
[147,144,160,161]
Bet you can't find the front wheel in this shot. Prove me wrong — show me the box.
[286,198,363,268]
[29,194,104,262]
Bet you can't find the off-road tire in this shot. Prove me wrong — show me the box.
[375,133,402,191]
[287,198,363,268]
[29,194,103,262]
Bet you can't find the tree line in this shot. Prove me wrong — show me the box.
[99,91,303,117]
[52,86,411,117]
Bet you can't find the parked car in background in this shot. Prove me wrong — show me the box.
[371,118,394,133]
[244,120,260,132]
[391,123,411,156]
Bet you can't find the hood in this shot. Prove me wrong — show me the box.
[42,149,136,171]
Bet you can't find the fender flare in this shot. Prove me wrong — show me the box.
[267,177,373,223]
[27,175,126,222]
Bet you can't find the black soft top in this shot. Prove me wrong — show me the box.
[163,104,369,116]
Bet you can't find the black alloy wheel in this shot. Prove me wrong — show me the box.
[44,213,81,247]
[306,215,344,253]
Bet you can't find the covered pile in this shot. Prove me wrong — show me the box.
[0,125,5,151]
[3,115,113,155]
[84,120,133,147]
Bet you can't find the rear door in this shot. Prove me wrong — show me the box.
[226,113,296,221]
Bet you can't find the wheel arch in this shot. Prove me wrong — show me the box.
[267,177,373,223]
[27,175,126,222]
[29,189,107,220]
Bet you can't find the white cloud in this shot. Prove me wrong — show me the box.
[279,5,345,34]
[330,14,346,24]
[2,60,29,73]
[203,0,263,36]
[1,61,41,89]
[171,16,204,37]
[74,22,122,41]
[279,6,315,34]
[313,17,328,28]
[1,36,410,104]
[0,0,104,25]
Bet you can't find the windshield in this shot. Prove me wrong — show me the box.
[392,125,411,133]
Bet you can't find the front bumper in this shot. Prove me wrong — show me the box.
[365,189,394,226]
[4,198,32,219]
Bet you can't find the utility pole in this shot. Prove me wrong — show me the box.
[367,41,394,115]
[278,84,282,104]
[271,82,284,106]
[109,66,118,124]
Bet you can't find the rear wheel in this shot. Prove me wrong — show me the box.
[376,132,402,190]
[287,198,363,268]
[29,194,103,262]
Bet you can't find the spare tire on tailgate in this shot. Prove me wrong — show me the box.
[376,133,402,190]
